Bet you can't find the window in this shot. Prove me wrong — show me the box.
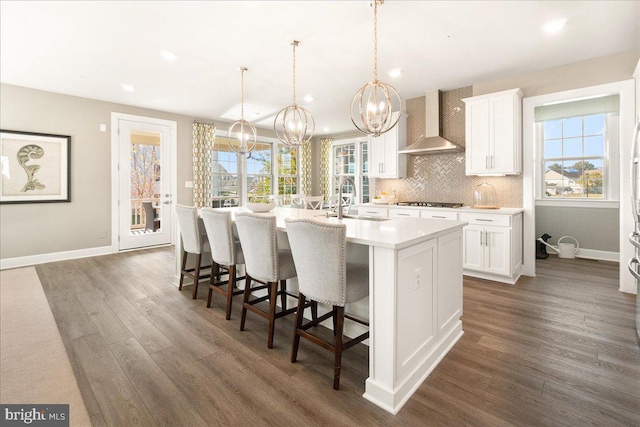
[212,136,239,204]
[333,143,356,197]
[246,141,272,200]
[536,94,619,204]
[277,145,298,204]
[361,141,370,203]
[211,135,300,206]
[543,115,606,199]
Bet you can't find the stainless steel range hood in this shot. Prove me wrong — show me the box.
[398,90,463,155]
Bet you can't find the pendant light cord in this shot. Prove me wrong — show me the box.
[373,0,378,82]
[240,68,245,120]
[292,41,297,105]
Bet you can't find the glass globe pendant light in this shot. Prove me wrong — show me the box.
[227,67,257,154]
[350,0,401,137]
[274,40,315,146]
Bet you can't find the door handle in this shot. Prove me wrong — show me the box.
[480,231,483,246]
[486,155,489,170]
[432,215,446,219]
[163,201,171,205]
[484,231,488,246]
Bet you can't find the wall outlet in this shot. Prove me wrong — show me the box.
[185,181,193,188]
[414,267,422,290]
[99,124,107,132]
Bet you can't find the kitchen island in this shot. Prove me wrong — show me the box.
[176,207,466,414]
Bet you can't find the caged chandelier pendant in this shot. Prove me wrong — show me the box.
[350,0,401,137]
[274,40,315,146]
[227,67,257,155]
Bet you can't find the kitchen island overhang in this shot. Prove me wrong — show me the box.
[175,207,467,414]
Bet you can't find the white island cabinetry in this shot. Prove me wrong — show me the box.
[178,207,466,415]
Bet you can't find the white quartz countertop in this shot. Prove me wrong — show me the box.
[357,203,524,215]
[210,207,466,250]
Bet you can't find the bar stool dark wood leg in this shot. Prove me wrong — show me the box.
[267,281,278,349]
[280,279,287,310]
[291,293,307,363]
[225,265,236,320]
[192,254,202,299]
[240,275,252,331]
[334,306,345,390]
[311,301,318,322]
[179,251,188,290]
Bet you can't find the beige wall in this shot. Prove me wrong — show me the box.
[0,84,239,259]
[473,49,639,97]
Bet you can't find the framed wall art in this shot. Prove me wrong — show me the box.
[0,129,71,204]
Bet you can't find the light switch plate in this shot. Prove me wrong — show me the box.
[99,124,107,132]
[185,181,194,188]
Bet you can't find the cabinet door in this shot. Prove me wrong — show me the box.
[381,131,398,177]
[465,99,490,175]
[369,134,384,177]
[490,95,517,174]
[462,225,484,271]
[484,226,511,276]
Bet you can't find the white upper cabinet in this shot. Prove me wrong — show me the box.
[369,112,407,178]
[463,88,523,175]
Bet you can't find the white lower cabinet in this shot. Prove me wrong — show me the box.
[459,212,522,284]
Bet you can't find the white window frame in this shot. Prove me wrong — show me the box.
[276,143,301,204]
[330,136,368,204]
[212,131,301,206]
[535,108,619,209]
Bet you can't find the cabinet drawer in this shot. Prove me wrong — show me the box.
[389,209,420,218]
[420,210,458,221]
[359,207,388,217]
[458,212,511,227]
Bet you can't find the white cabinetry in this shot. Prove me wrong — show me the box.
[358,206,388,217]
[463,88,523,175]
[369,112,407,178]
[459,212,522,284]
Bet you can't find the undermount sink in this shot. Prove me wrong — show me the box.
[319,212,391,222]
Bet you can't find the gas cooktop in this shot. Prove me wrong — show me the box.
[396,201,464,208]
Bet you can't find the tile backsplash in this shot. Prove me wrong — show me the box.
[372,86,523,208]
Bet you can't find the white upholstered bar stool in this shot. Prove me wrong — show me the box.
[234,213,301,348]
[175,205,211,299]
[201,208,246,320]
[304,196,324,210]
[285,218,369,390]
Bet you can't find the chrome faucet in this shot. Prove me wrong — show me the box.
[337,177,356,219]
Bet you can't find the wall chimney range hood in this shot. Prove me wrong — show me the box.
[398,90,463,155]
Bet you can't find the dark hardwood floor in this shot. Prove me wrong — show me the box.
[35,249,640,426]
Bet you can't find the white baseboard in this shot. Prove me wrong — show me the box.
[575,248,619,262]
[0,246,115,270]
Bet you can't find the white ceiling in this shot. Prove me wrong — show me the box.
[1,1,638,136]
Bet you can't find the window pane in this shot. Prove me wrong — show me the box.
[362,142,369,174]
[544,120,562,139]
[544,139,562,158]
[563,137,582,157]
[278,145,297,175]
[246,142,271,174]
[584,135,604,156]
[563,117,582,138]
[361,176,370,203]
[544,161,563,198]
[583,114,605,136]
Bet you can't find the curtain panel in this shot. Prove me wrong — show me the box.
[320,138,332,201]
[301,142,312,197]
[192,121,215,208]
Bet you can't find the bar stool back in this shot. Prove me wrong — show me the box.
[285,218,369,389]
[200,208,246,320]
[234,213,300,348]
[175,205,210,299]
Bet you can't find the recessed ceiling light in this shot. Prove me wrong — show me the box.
[543,19,567,34]
[121,84,135,92]
[323,126,330,132]
[388,68,402,78]
[160,49,177,61]
[304,95,314,102]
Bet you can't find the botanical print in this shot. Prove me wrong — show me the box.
[0,130,69,204]
[2,138,62,197]
[17,144,46,192]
